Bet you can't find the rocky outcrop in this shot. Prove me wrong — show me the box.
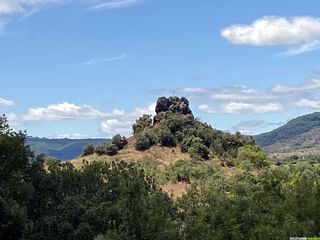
[154,96,193,123]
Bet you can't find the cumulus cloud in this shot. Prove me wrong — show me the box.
[0,97,15,106]
[100,102,155,136]
[178,78,320,114]
[23,102,108,121]
[221,16,320,55]
[90,0,142,10]
[221,16,320,46]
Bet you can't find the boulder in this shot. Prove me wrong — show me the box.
[154,96,193,123]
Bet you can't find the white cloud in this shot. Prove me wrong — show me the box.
[24,102,107,121]
[279,40,320,56]
[177,87,208,94]
[222,102,284,114]
[232,120,283,135]
[0,97,15,106]
[101,119,132,134]
[0,0,63,15]
[81,54,129,65]
[221,16,320,46]
[90,0,141,10]
[272,79,320,93]
[294,99,320,109]
[54,133,90,139]
[100,102,155,136]
[198,104,215,114]
[199,102,284,114]
[6,113,18,122]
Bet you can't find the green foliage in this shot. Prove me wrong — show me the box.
[255,112,320,147]
[132,114,153,134]
[187,137,210,160]
[94,144,107,155]
[2,116,320,239]
[158,126,176,147]
[236,145,270,170]
[135,128,157,151]
[111,134,128,150]
[82,144,94,156]
[105,143,118,156]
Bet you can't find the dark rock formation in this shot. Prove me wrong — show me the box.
[154,96,193,123]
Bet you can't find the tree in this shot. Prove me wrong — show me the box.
[111,134,128,150]
[236,145,270,170]
[188,137,210,160]
[94,145,107,155]
[158,126,176,147]
[105,143,118,156]
[82,144,94,156]
[133,114,153,134]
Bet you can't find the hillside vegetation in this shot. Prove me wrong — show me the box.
[26,137,109,160]
[2,99,320,239]
[255,112,320,159]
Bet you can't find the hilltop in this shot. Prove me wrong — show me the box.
[72,96,265,198]
[254,112,320,159]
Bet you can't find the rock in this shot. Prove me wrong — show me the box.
[154,96,193,121]
[155,97,171,114]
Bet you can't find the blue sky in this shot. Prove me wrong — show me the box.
[1,0,320,138]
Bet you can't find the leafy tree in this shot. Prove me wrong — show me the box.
[135,129,157,151]
[188,137,210,160]
[111,134,128,150]
[158,126,176,147]
[94,145,107,155]
[105,143,118,156]
[236,145,270,170]
[82,144,94,156]
[133,114,153,134]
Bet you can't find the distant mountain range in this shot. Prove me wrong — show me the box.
[254,112,320,158]
[26,137,110,160]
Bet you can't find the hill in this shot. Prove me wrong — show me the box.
[72,96,265,197]
[26,137,110,160]
[254,112,320,159]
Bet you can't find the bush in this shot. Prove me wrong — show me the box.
[188,137,210,160]
[158,126,176,147]
[94,145,107,156]
[111,134,128,150]
[236,145,270,169]
[133,114,153,134]
[82,144,94,156]
[105,143,118,156]
[135,133,152,151]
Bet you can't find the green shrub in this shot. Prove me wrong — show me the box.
[132,114,153,134]
[134,128,157,151]
[111,134,128,150]
[105,143,118,156]
[158,126,176,147]
[82,144,94,156]
[236,145,270,169]
[188,137,210,160]
[94,145,107,155]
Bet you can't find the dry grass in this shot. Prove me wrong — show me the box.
[71,136,191,168]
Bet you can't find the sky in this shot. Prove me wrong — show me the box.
[1,0,320,138]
